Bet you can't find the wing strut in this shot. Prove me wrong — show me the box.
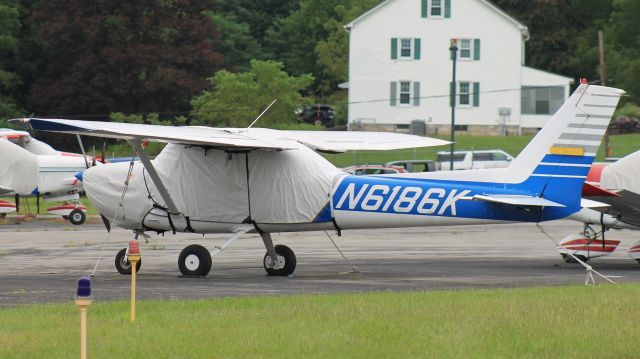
[128,139,184,229]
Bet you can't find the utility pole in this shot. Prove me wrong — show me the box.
[449,39,458,171]
[599,30,611,158]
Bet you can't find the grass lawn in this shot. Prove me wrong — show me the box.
[1,284,638,358]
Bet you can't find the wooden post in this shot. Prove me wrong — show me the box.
[128,240,141,322]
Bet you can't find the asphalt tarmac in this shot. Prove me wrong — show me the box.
[1,218,639,305]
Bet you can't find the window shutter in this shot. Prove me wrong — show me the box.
[414,38,421,60]
[391,38,398,60]
[390,82,397,106]
[450,81,455,107]
[421,0,428,18]
[473,39,480,60]
[473,82,480,107]
[413,81,421,106]
[445,0,451,18]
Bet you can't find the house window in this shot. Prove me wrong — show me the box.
[521,86,564,115]
[400,81,411,104]
[459,82,470,106]
[431,0,443,16]
[459,39,471,59]
[400,38,412,58]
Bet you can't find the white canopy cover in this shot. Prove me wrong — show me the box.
[601,150,640,194]
[0,139,38,194]
[152,142,341,224]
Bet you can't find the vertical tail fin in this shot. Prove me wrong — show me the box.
[510,84,625,208]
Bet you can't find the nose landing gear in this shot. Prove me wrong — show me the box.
[115,247,142,275]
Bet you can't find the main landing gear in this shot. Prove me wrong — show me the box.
[114,230,297,277]
[173,232,296,277]
[261,233,296,276]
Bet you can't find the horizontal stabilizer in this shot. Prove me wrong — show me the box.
[581,198,610,208]
[463,194,565,207]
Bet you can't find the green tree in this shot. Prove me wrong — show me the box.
[191,60,313,127]
[207,0,297,71]
[29,0,223,117]
[207,12,262,72]
[493,0,613,78]
[265,0,383,98]
[315,0,381,94]
[606,0,640,100]
[0,0,23,121]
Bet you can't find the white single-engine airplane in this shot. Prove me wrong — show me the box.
[13,84,624,277]
[0,129,93,224]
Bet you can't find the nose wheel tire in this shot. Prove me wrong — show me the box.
[68,209,86,225]
[115,247,142,275]
[178,244,212,277]
[263,244,296,276]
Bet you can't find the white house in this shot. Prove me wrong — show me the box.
[344,0,573,135]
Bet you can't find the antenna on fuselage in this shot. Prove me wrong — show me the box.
[246,99,277,130]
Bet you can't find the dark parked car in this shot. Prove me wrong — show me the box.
[297,104,336,126]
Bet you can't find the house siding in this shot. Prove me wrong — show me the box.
[347,0,572,134]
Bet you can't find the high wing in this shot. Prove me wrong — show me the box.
[11,118,450,152]
[281,130,450,152]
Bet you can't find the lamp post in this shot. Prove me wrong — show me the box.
[449,39,458,171]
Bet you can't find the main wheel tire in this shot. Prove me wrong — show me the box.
[561,253,589,264]
[263,244,296,276]
[115,247,142,275]
[178,244,212,276]
[68,209,86,225]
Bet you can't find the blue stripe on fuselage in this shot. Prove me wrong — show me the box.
[332,174,581,223]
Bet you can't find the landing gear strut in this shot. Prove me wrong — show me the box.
[261,232,296,276]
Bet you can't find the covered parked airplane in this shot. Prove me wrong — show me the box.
[13,84,624,276]
[558,150,640,263]
[0,129,91,224]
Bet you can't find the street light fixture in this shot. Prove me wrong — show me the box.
[449,39,458,171]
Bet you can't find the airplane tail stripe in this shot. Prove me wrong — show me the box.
[530,174,586,179]
[575,113,613,119]
[541,154,594,164]
[551,143,600,154]
[533,165,590,176]
[567,123,608,130]
[558,133,605,141]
